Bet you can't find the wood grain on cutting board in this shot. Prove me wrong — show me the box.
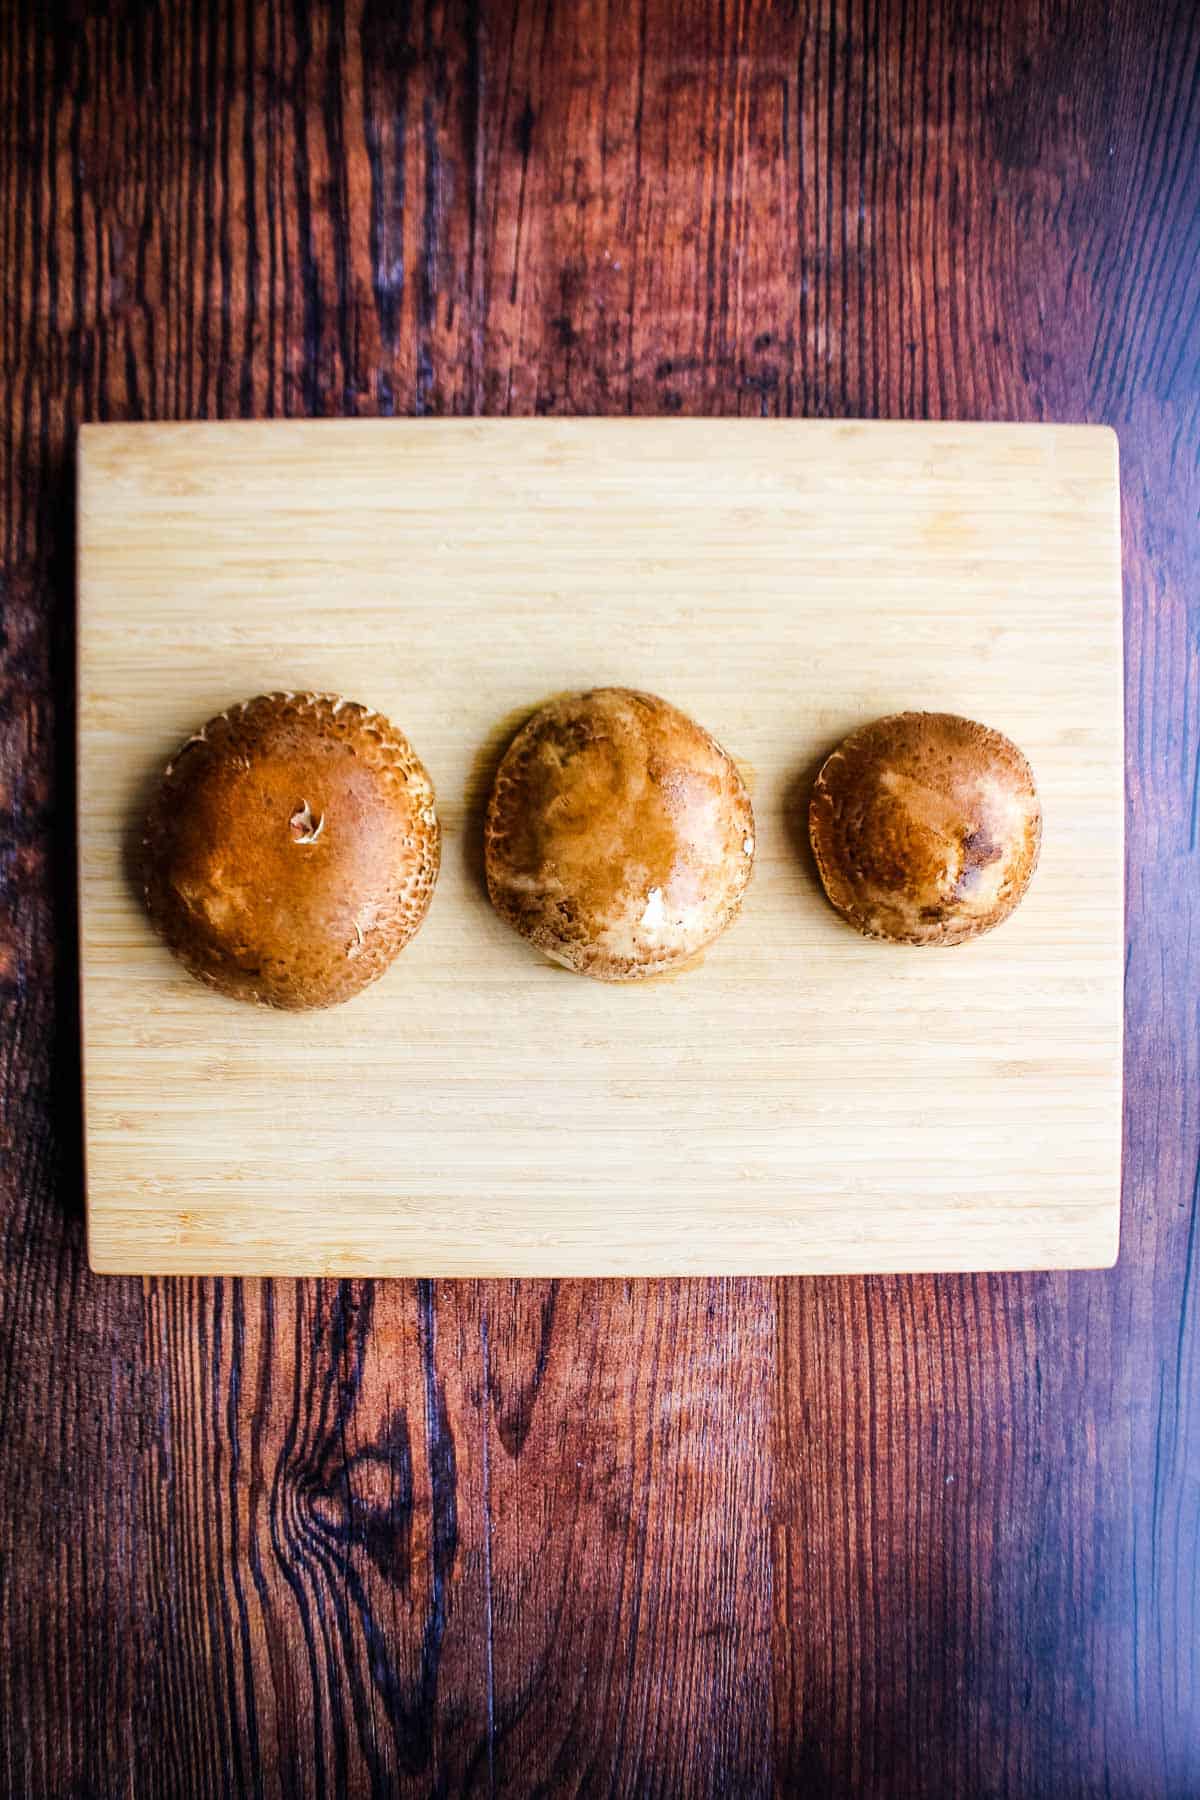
[77,419,1123,1275]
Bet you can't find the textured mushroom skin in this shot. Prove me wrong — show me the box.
[142,692,440,1008]
[484,688,755,980]
[809,711,1042,946]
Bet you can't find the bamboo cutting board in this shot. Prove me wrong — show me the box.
[78,420,1123,1276]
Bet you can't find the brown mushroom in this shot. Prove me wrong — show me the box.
[484,687,755,980]
[141,692,440,1008]
[809,711,1041,945]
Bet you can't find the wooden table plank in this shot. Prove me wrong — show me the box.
[2,1,1198,1795]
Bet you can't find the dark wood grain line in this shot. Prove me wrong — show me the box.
[228,1280,268,1799]
[479,1305,497,1798]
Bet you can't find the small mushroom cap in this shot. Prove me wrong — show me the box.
[809,711,1042,946]
[142,692,440,1008]
[484,688,755,981]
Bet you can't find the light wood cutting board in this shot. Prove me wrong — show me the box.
[78,419,1123,1276]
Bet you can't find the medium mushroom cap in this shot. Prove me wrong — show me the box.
[809,711,1041,945]
[142,691,440,1008]
[484,687,755,980]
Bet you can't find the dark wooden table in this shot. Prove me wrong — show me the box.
[3,3,1198,1795]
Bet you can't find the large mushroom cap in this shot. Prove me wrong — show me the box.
[484,687,755,981]
[142,691,440,1008]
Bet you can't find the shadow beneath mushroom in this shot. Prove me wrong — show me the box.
[121,758,167,913]
[458,701,542,903]
[781,737,840,898]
